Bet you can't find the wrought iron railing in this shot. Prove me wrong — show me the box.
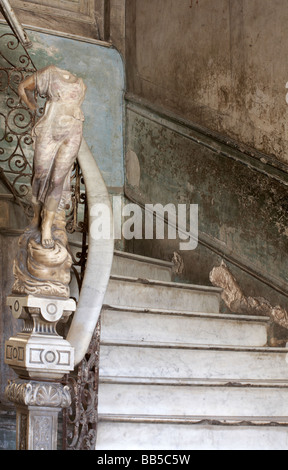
[0,30,36,211]
[62,322,101,450]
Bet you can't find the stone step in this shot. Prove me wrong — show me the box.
[101,306,269,347]
[112,251,173,282]
[104,276,222,313]
[96,417,288,450]
[99,342,288,382]
[69,244,173,282]
[98,379,288,418]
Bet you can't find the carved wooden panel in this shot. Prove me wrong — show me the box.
[5,0,109,40]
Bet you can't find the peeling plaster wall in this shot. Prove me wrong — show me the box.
[124,0,288,315]
[126,0,288,163]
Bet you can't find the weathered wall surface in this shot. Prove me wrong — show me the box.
[124,0,288,319]
[126,0,288,163]
[2,0,126,48]
[125,100,288,321]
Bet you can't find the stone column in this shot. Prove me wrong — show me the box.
[4,295,76,450]
[5,380,71,450]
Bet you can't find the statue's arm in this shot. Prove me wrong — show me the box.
[18,74,37,112]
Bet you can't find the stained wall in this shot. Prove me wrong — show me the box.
[124,0,288,321]
[126,0,288,163]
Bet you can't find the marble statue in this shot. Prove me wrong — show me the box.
[18,65,87,248]
[13,65,87,298]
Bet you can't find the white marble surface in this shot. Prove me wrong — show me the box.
[98,382,288,417]
[96,421,288,450]
[96,247,288,450]
[104,277,221,313]
[96,246,288,450]
[99,343,288,382]
[5,329,74,380]
[7,294,76,322]
[67,139,114,366]
[111,252,172,282]
[69,247,173,283]
[101,308,268,347]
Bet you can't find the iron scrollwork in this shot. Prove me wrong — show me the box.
[0,31,36,211]
[66,162,89,291]
[62,321,101,450]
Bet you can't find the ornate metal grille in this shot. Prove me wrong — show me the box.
[0,30,36,212]
[62,321,101,450]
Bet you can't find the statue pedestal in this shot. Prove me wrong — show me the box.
[5,295,75,380]
[5,380,71,450]
[4,295,76,450]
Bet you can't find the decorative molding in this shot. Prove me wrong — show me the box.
[0,19,113,48]
[6,379,71,450]
[31,415,53,450]
[5,295,75,380]
[5,380,71,408]
[3,0,102,40]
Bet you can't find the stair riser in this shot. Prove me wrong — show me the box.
[98,383,288,417]
[69,247,173,282]
[111,257,172,282]
[96,422,288,450]
[99,345,288,382]
[104,280,221,313]
[101,310,268,347]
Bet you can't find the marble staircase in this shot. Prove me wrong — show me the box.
[96,251,288,451]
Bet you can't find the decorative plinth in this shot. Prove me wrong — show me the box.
[5,380,71,450]
[5,295,76,380]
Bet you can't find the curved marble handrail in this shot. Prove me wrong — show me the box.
[67,139,114,366]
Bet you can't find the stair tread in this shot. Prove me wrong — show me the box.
[100,339,287,353]
[98,413,288,425]
[69,244,174,269]
[98,376,288,387]
[102,304,270,323]
[109,274,222,293]
[114,250,174,268]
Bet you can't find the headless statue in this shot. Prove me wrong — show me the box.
[18,65,86,249]
[12,65,86,298]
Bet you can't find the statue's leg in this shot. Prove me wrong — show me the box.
[30,197,42,229]
[41,208,56,248]
[41,127,82,249]
[31,134,59,238]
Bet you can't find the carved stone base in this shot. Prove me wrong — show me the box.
[5,380,71,450]
[5,295,75,380]
[12,213,73,299]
